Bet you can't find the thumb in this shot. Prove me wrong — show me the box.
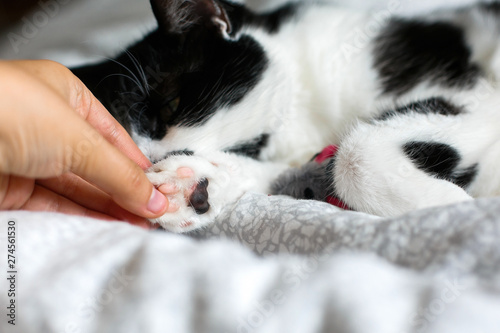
[64,117,169,219]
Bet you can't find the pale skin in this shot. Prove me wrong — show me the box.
[0,60,185,229]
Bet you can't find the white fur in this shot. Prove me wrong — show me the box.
[146,152,287,232]
[138,3,500,231]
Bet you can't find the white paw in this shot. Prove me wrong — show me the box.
[145,154,237,233]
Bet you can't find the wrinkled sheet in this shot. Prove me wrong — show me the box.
[1,195,500,333]
[1,0,500,332]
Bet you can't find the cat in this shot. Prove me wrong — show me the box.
[72,0,500,232]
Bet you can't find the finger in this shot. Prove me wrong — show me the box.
[8,60,152,170]
[0,63,167,219]
[64,118,168,219]
[36,173,154,227]
[21,184,118,222]
[71,78,152,170]
[22,185,158,229]
[0,175,34,210]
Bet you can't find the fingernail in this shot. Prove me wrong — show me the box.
[147,188,168,214]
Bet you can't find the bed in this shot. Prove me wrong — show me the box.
[1,0,499,332]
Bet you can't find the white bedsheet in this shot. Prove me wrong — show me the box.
[1,0,500,332]
[1,209,500,333]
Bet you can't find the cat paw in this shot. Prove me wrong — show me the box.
[145,154,234,232]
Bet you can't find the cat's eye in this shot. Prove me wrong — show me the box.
[168,97,180,112]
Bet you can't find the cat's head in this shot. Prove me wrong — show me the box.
[112,0,268,140]
[151,0,235,39]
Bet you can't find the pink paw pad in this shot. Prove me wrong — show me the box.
[155,167,210,215]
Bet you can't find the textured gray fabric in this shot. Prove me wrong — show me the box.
[194,194,500,282]
[1,199,500,333]
[1,0,499,331]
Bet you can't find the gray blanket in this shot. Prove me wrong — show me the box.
[1,195,499,333]
[1,0,500,331]
[195,193,500,277]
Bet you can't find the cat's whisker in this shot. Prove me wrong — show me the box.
[72,0,500,232]
[99,73,144,93]
[119,90,147,101]
[136,104,149,120]
[100,56,147,96]
[123,49,150,95]
[129,101,146,113]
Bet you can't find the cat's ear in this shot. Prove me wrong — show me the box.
[151,0,232,38]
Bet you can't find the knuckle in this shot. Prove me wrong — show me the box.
[106,123,121,145]
[98,115,120,144]
[72,82,91,118]
[126,166,148,194]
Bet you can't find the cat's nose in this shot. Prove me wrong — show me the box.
[189,178,210,214]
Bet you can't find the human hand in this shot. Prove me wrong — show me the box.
[0,60,172,228]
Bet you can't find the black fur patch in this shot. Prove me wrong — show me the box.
[172,35,269,128]
[453,165,479,188]
[222,1,298,35]
[377,97,463,121]
[73,31,269,140]
[403,141,477,188]
[374,19,481,96]
[73,0,295,141]
[225,134,270,159]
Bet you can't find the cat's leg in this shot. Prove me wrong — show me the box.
[146,152,288,232]
[467,140,500,198]
[332,106,476,217]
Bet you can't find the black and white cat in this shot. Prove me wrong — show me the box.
[73,0,500,232]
